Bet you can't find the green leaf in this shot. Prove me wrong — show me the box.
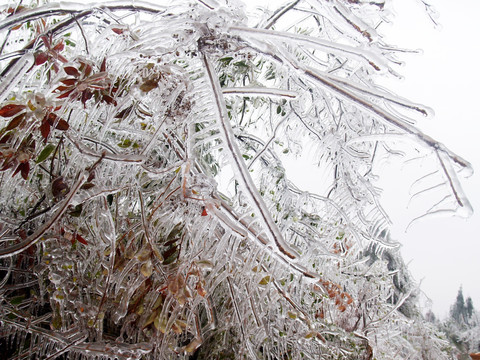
[36,144,55,163]
[118,138,132,148]
[10,295,25,305]
[68,204,83,217]
[219,57,233,65]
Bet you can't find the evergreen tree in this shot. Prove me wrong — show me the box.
[466,297,474,319]
[452,287,467,324]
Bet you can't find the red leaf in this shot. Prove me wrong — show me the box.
[102,95,117,106]
[57,89,74,99]
[64,66,80,77]
[5,113,26,131]
[60,78,77,86]
[46,113,58,126]
[34,52,48,66]
[84,64,92,77]
[112,28,124,35]
[46,113,69,131]
[53,40,64,52]
[58,54,68,64]
[13,162,29,179]
[76,234,88,245]
[40,36,50,49]
[39,120,50,141]
[81,90,92,106]
[0,104,26,117]
[201,207,208,216]
[100,58,107,72]
[55,86,70,92]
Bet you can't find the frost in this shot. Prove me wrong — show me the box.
[0,0,470,359]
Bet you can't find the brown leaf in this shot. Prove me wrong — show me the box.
[45,113,69,131]
[20,162,29,180]
[80,182,95,190]
[112,28,124,35]
[140,79,159,93]
[55,118,69,131]
[46,112,57,125]
[52,177,69,198]
[5,113,26,131]
[114,106,133,119]
[18,229,27,240]
[0,133,12,144]
[64,66,80,77]
[7,6,25,14]
[0,104,26,117]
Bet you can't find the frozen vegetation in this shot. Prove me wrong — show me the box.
[0,0,473,359]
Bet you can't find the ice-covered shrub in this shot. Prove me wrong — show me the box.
[0,0,470,358]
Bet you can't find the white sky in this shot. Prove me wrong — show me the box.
[377,0,480,317]
[242,0,480,317]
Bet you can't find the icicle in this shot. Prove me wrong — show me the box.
[222,86,298,99]
[0,52,34,103]
[201,53,299,261]
[229,26,388,72]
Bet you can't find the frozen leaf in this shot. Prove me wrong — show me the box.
[140,260,153,277]
[39,120,50,141]
[34,52,48,65]
[0,104,25,117]
[35,144,56,163]
[68,204,83,217]
[259,276,271,285]
[140,79,159,92]
[4,113,26,131]
[52,176,69,198]
[76,234,88,245]
[64,66,80,77]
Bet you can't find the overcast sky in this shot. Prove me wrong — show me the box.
[242,0,480,317]
[377,0,480,317]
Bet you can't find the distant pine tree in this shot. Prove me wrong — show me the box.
[452,287,467,323]
[466,297,474,319]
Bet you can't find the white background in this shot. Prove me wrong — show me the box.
[242,0,480,317]
[377,0,480,318]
